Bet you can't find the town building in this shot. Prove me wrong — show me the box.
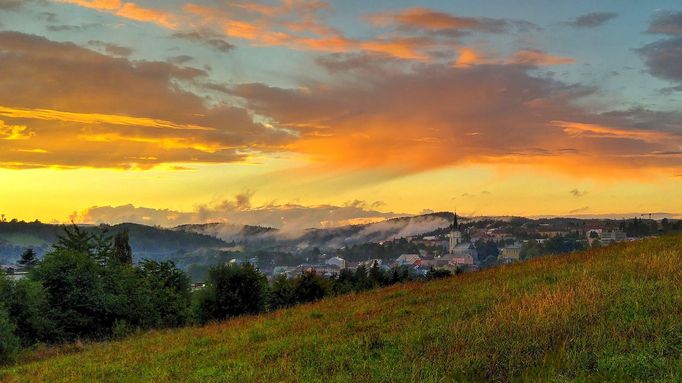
[443,213,479,266]
[498,242,522,264]
[325,256,347,269]
[395,254,421,266]
[600,229,627,244]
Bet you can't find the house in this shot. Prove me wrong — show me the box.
[498,242,523,264]
[325,256,347,269]
[441,251,476,266]
[296,264,341,277]
[395,254,421,266]
[600,230,626,244]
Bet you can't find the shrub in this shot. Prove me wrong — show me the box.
[292,271,329,304]
[31,249,109,341]
[0,306,20,365]
[269,274,296,309]
[194,263,268,324]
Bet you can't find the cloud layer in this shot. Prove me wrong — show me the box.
[0,31,292,168]
[232,59,682,174]
[73,193,403,234]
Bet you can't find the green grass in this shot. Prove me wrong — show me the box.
[2,235,681,382]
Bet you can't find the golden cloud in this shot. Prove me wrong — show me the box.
[0,31,293,169]
[58,0,178,28]
[233,62,682,175]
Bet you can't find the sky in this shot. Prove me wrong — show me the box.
[0,0,681,228]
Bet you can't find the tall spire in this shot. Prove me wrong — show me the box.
[453,211,458,230]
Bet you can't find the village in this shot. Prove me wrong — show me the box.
[2,213,669,286]
[255,214,641,281]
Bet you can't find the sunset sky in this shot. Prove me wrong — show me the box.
[0,0,681,227]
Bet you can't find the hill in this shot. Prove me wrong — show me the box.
[180,212,454,250]
[0,222,228,264]
[1,235,680,382]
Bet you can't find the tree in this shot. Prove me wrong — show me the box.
[0,278,54,346]
[0,306,20,365]
[17,248,38,269]
[112,229,133,265]
[292,271,329,304]
[427,268,452,280]
[388,266,410,285]
[332,268,355,295]
[520,240,542,260]
[269,274,296,309]
[138,260,191,327]
[53,224,95,256]
[31,249,109,341]
[194,263,268,324]
[54,224,112,263]
[368,261,387,287]
[353,265,372,291]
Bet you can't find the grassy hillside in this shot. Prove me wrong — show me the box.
[2,235,681,382]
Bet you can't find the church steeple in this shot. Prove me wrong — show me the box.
[448,211,462,253]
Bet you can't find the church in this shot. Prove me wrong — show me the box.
[442,213,479,267]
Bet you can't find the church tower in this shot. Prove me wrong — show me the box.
[448,212,462,253]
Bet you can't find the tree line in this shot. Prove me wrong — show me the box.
[0,225,450,364]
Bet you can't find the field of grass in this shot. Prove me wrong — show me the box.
[1,235,681,382]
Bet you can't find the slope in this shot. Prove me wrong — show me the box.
[1,235,681,382]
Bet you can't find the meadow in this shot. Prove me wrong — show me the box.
[1,235,680,382]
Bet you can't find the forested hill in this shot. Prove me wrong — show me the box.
[0,222,228,264]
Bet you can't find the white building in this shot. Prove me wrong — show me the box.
[325,256,347,269]
[499,243,522,263]
[396,254,421,266]
[600,230,626,244]
[448,213,463,253]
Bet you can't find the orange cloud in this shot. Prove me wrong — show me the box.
[369,7,490,30]
[511,49,575,66]
[233,64,682,176]
[58,0,178,29]
[0,120,32,140]
[454,47,575,67]
[0,31,293,169]
[59,0,121,11]
[453,47,482,67]
[0,106,215,131]
[552,121,677,143]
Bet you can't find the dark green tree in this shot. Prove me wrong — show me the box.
[368,261,387,287]
[194,263,268,324]
[269,274,296,309]
[112,229,133,265]
[53,224,95,256]
[427,268,452,280]
[332,268,355,295]
[0,305,20,365]
[353,265,373,291]
[292,271,329,304]
[31,249,109,341]
[138,260,191,327]
[18,248,38,269]
[0,278,54,346]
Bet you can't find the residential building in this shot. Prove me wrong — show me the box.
[395,254,421,266]
[600,230,626,244]
[499,242,522,264]
[325,256,347,269]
